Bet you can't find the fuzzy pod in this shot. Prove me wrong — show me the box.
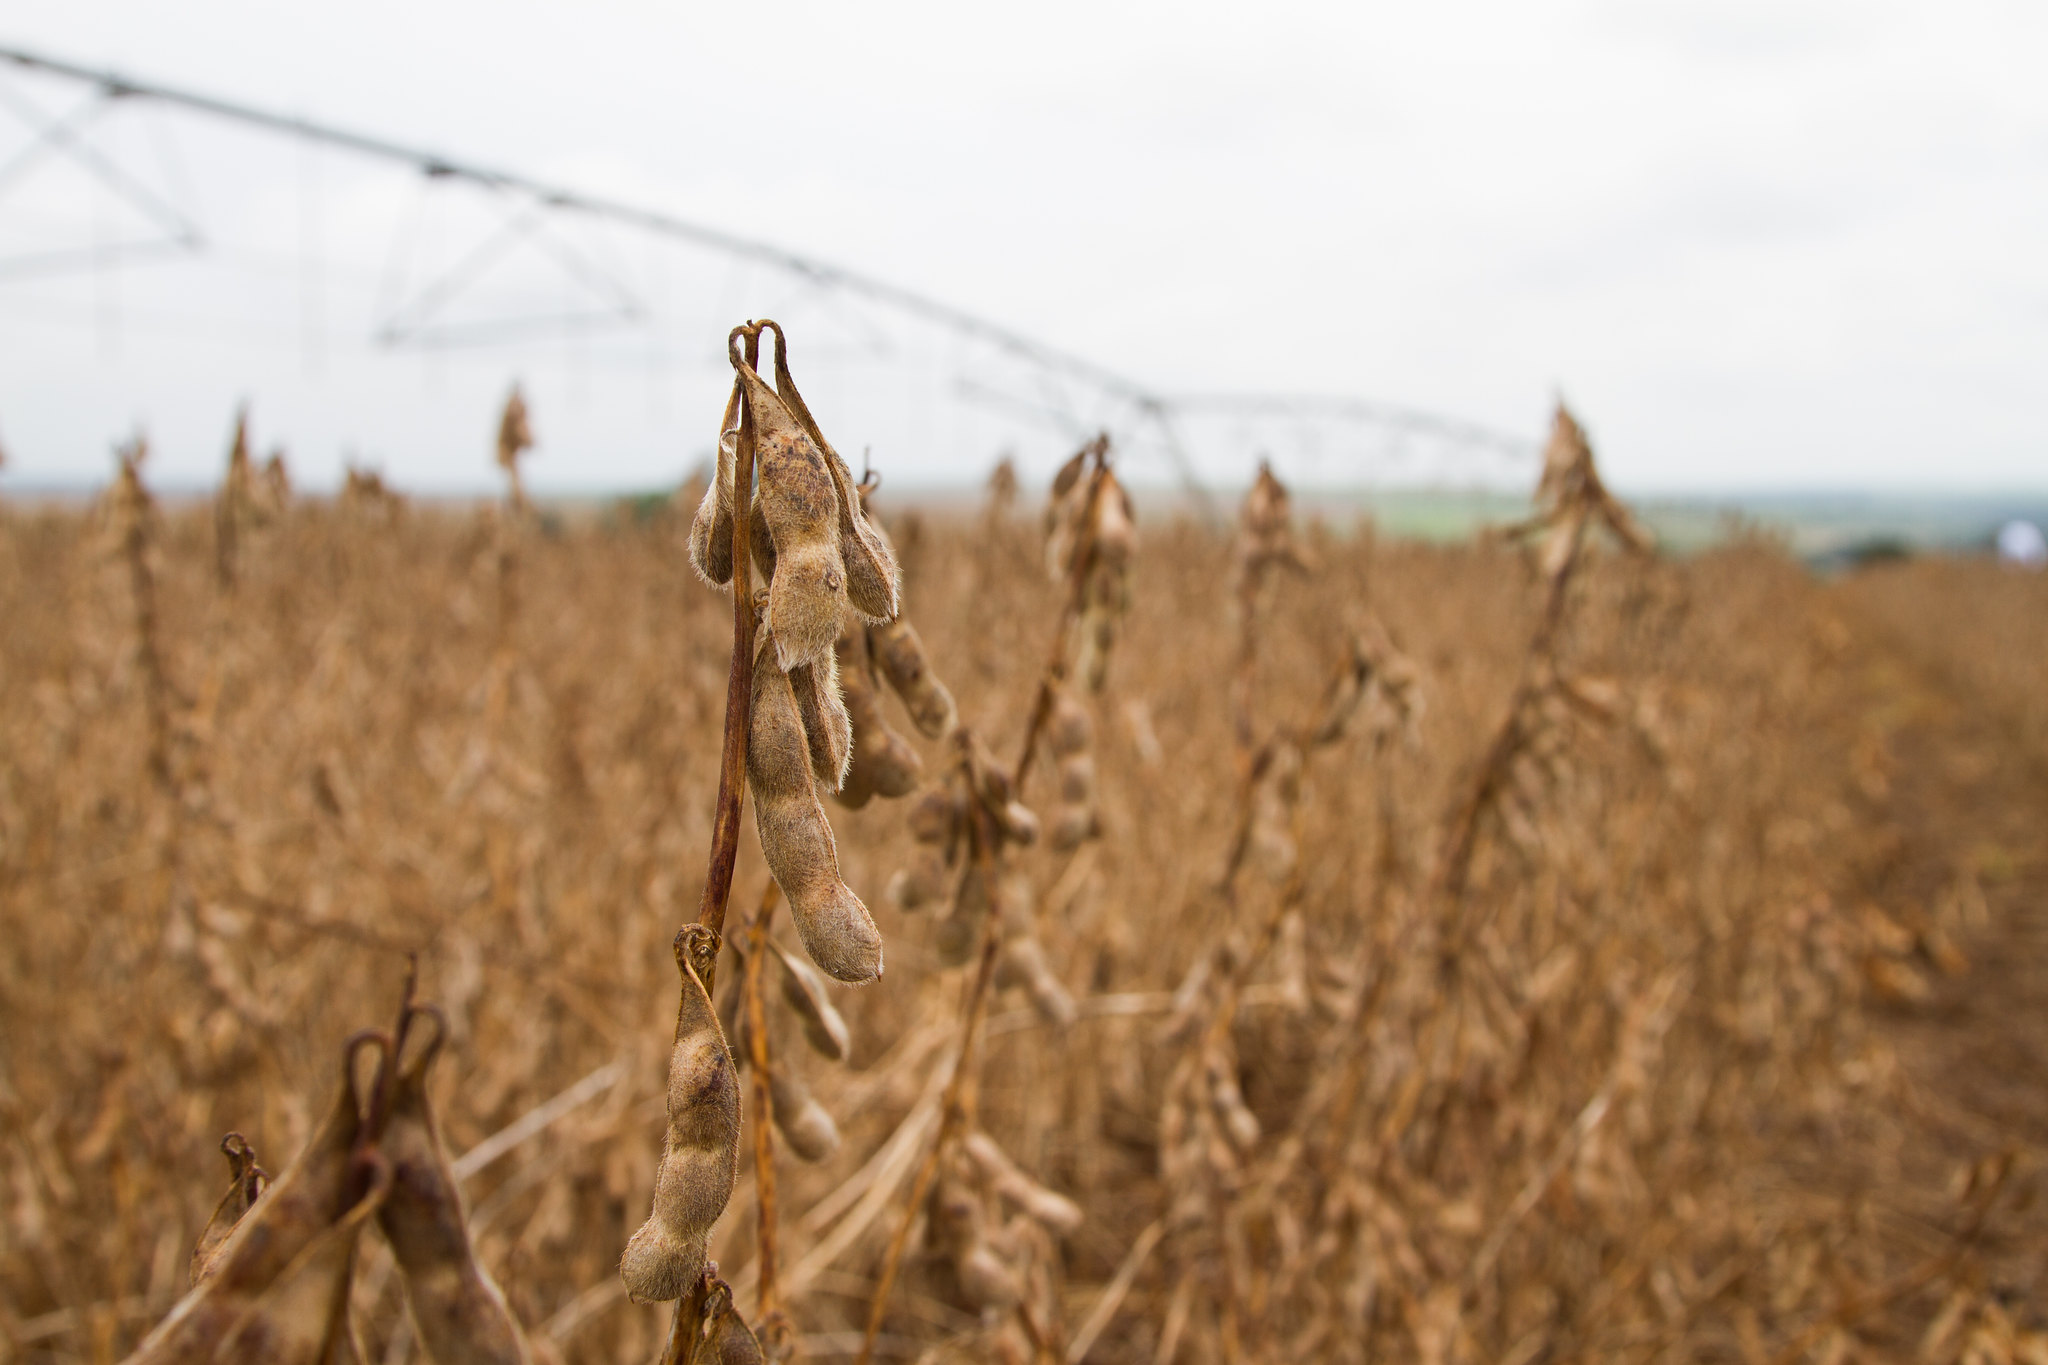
[764,333,900,623]
[768,1064,842,1163]
[833,620,922,810]
[190,1134,267,1289]
[962,1133,1083,1236]
[770,941,851,1062]
[748,644,885,984]
[621,932,742,1303]
[378,1007,531,1365]
[734,361,848,673]
[131,1034,388,1363]
[870,618,956,739]
[885,846,952,915]
[995,934,1076,1030]
[688,423,739,588]
[787,647,852,792]
[821,450,900,623]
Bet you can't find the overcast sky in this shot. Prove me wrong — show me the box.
[1,1,2043,494]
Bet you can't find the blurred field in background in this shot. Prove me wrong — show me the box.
[2,486,2045,1362]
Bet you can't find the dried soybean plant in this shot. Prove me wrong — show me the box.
[851,434,1135,1364]
[1125,460,1421,1360]
[122,975,532,1364]
[635,317,906,1360]
[1436,401,1652,917]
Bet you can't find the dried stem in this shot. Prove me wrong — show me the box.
[693,323,765,975]
[743,881,791,1351]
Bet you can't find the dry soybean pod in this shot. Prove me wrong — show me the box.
[190,1133,267,1289]
[760,319,900,623]
[769,939,851,1063]
[962,1132,1083,1236]
[785,632,852,791]
[378,1004,531,1365]
[622,927,742,1302]
[748,635,884,984]
[870,617,957,739]
[834,616,923,809]
[928,1157,1021,1314]
[768,1062,842,1163]
[665,1274,766,1365]
[995,931,1077,1029]
[688,384,743,588]
[128,1031,390,1363]
[732,352,848,674]
[211,1153,392,1365]
[885,846,952,915]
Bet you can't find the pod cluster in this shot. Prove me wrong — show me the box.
[689,339,906,987]
[884,736,1038,964]
[833,604,957,810]
[129,995,534,1365]
[923,1131,1081,1331]
[1045,446,1136,693]
[885,735,1078,1026]
[688,348,900,671]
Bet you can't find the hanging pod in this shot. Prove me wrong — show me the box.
[927,1157,1021,1314]
[782,627,852,792]
[995,930,1077,1030]
[730,357,850,674]
[621,929,742,1302]
[377,1005,531,1365]
[768,1062,841,1163]
[747,636,884,984]
[832,617,922,809]
[760,322,900,623]
[128,1031,390,1363]
[770,940,851,1063]
[869,618,957,739]
[962,1132,1083,1236]
[688,391,741,588]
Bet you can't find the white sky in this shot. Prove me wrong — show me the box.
[0,1,2043,495]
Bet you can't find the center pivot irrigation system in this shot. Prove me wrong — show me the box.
[0,43,1539,497]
